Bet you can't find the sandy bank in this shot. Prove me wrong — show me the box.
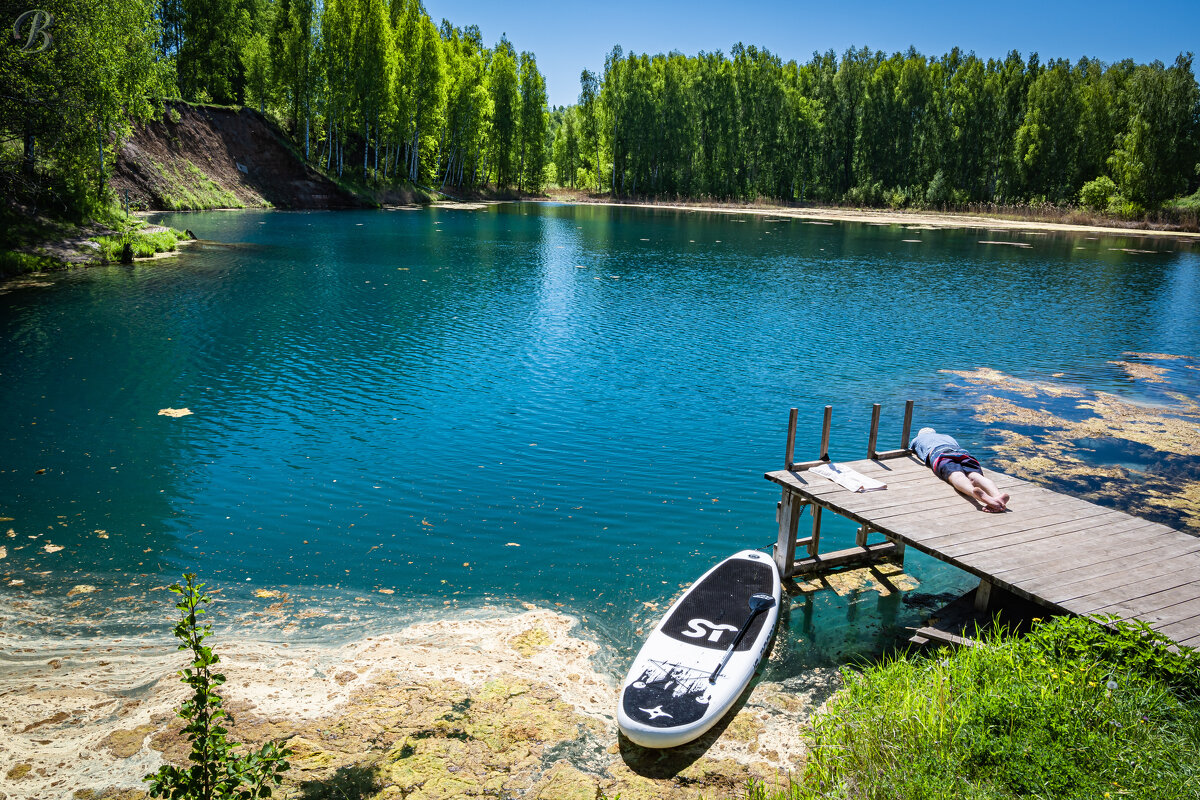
[550,198,1200,241]
[0,608,836,800]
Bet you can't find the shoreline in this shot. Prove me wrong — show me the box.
[0,606,834,800]
[544,195,1200,241]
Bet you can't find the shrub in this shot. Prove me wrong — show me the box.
[925,170,951,207]
[844,181,883,207]
[1080,176,1119,210]
[144,574,291,800]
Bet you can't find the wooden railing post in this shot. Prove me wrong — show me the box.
[819,405,832,462]
[900,399,914,452]
[867,403,881,459]
[784,407,798,470]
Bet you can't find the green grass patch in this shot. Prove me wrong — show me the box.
[1168,188,1200,214]
[760,616,1200,800]
[95,227,184,262]
[0,249,60,274]
[145,157,245,210]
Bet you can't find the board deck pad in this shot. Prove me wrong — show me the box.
[617,550,781,747]
[660,559,774,651]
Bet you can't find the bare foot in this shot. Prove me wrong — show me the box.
[973,486,1008,512]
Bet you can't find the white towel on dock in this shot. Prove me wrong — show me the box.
[810,463,887,493]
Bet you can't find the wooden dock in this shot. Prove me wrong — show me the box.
[767,403,1200,650]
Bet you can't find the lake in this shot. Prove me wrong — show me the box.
[2,203,1197,675]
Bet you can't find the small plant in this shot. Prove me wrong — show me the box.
[144,574,291,800]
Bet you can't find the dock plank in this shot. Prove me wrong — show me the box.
[1045,562,1200,606]
[1091,581,1200,619]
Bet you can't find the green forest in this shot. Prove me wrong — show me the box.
[2,0,1199,226]
[552,45,1200,213]
[1,0,551,218]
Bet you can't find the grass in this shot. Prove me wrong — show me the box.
[0,249,61,274]
[95,226,185,262]
[750,616,1200,800]
[149,158,245,210]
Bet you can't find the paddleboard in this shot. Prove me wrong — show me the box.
[617,549,781,748]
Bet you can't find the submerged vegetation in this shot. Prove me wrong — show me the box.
[759,615,1200,800]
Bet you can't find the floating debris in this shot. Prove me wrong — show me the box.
[67,585,96,597]
[978,240,1032,248]
[157,408,192,418]
[43,544,63,554]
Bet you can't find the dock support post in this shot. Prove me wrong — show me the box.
[808,505,823,557]
[775,407,802,577]
[867,403,881,459]
[774,491,801,578]
[974,579,993,612]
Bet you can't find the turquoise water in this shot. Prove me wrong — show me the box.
[2,204,1198,672]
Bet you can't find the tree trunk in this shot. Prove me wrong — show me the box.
[326,119,334,171]
[96,118,106,198]
[23,122,35,175]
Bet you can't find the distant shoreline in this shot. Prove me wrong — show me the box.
[543,194,1200,241]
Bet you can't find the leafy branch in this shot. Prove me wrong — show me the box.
[144,573,291,800]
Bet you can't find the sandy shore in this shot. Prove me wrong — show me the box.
[0,608,837,800]
[548,197,1200,241]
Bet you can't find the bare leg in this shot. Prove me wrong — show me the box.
[946,471,1008,512]
[968,472,1009,511]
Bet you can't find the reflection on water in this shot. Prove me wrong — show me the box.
[1,204,1198,673]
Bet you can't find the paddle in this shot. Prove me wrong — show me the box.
[708,592,775,684]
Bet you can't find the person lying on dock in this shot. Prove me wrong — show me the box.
[909,427,1010,512]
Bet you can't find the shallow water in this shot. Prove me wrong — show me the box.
[2,203,1198,672]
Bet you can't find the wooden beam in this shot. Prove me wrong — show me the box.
[909,626,981,648]
[790,541,899,575]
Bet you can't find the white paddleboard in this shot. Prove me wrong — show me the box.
[617,549,781,748]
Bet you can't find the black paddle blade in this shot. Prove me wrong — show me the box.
[748,593,775,611]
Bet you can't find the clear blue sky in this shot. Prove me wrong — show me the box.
[423,0,1200,108]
